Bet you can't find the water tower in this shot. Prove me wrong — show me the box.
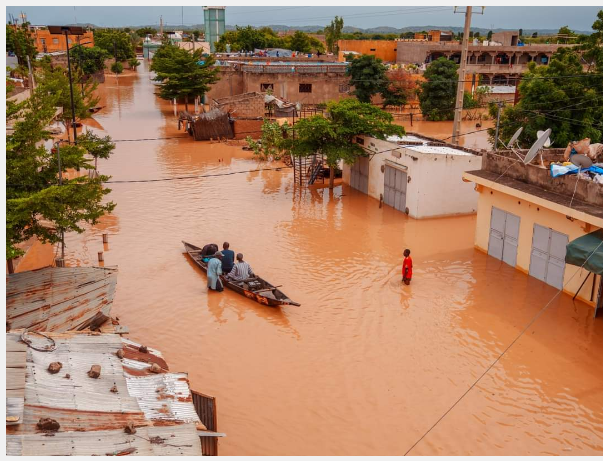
[203,6,225,53]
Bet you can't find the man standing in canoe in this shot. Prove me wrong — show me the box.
[207,252,224,292]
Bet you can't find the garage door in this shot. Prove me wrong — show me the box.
[488,207,520,267]
[529,224,568,289]
[383,165,407,213]
[350,157,369,194]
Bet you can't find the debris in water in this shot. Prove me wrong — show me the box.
[138,345,148,353]
[37,418,60,432]
[48,362,62,374]
[124,422,136,434]
[88,365,101,378]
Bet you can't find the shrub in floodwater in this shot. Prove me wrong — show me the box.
[246,120,289,162]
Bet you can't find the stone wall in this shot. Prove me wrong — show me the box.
[212,92,265,118]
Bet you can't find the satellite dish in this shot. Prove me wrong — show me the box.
[571,154,593,168]
[524,128,552,165]
[536,130,552,147]
[508,127,523,148]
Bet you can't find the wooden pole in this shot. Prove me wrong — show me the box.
[98,252,104,262]
[451,6,472,145]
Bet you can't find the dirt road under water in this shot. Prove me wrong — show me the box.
[63,63,603,455]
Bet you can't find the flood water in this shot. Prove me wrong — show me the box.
[63,62,603,455]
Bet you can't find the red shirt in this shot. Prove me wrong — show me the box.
[402,257,413,279]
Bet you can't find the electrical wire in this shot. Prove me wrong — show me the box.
[403,238,603,455]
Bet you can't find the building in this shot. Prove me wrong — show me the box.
[204,6,226,53]
[32,28,94,54]
[206,60,350,105]
[337,40,398,62]
[342,134,483,219]
[463,148,603,312]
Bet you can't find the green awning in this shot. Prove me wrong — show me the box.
[565,229,603,275]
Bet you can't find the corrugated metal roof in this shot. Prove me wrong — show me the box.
[6,267,118,332]
[6,333,27,426]
[5,331,204,456]
[7,423,202,456]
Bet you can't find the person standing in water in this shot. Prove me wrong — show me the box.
[402,249,413,285]
[207,252,224,292]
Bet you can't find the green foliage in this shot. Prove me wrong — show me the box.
[580,9,603,70]
[35,59,99,137]
[110,62,124,74]
[6,83,116,259]
[136,27,157,37]
[150,44,219,109]
[418,57,458,121]
[6,23,37,66]
[325,16,344,53]
[346,54,388,103]
[214,26,324,53]
[287,99,404,186]
[78,131,116,170]
[128,58,141,69]
[246,121,289,161]
[557,25,576,44]
[381,69,416,108]
[487,30,493,41]
[71,46,108,75]
[489,48,603,148]
[94,29,135,61]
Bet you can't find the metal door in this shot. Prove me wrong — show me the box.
[383,165,407,213]
[488,207,520,267]
[350,157,369,194]
[529,225,568,289]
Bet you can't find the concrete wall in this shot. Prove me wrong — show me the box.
[474,185,601,306]
[337,40,398,62]
[342,136,482,219]
[207,68,351,105]
[33,30,94,53]
[212,92,265,118]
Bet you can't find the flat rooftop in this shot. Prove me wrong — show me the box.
[385,133,481,156]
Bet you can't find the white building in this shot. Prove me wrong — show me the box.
[342,134,483,219]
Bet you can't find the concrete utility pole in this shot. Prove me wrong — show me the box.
[160,16,163,36]
[451,6,472,145]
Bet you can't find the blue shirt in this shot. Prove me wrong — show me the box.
[221,249,235,273]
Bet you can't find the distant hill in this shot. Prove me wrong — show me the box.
[59,22,591,36]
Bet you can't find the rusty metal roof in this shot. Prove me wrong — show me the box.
[6,267,118,332]
[5,331,204,456]
[6,334,27,427]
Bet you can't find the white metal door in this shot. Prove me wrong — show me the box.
[529,224,568,289]
[488,207,520,267]
[383,165,407,213]
[351,157,369,194]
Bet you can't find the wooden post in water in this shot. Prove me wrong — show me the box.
[102,233,109,244]
[97,252,104,262]
[55,258,65,268]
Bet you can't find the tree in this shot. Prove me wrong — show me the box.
[558,25,575,43]
[580,9,603,71]
[78,131,116,171]
[324,16,344,54]
[519,28,523,37]
[71,46,108,76]
[489,48,602,148]
[532,32,538,38]
[487,30,493,41]
[136,27,157,36]
[6,23,37,66]
[128,58,141,70]
[6,81,115,261]
[381,68,417,108]
[288,31,311,53]
[35,58,99,141]
[346,54,388,103]
[150,44,220,111]
[94,29,135,61]
[110,61,124,75]
[287,99,404,188]
[418,57,458,121]
[246,121,289,161]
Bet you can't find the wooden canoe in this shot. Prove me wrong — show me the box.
[182,241,300,307]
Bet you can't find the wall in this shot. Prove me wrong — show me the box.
[212,92,265,118]
[33,30,94,53]
[343,136,482,219]
[337,40,398,62]
[474,186,600,305]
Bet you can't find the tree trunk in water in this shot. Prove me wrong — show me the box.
[184,95,188,112]
[95,156,98,172]
[329,164,335,189]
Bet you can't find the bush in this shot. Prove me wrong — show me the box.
[110,62,123,74]
[128,58,141,70]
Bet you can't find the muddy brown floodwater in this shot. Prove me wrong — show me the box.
[63,62,603,455]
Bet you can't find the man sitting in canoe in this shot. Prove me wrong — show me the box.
[207,252,224,292]
[201,243,219,262]
[227,253,254,281]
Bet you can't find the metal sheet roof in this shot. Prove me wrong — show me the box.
[5,331,204,455]
[6,267,118,332]
[6,333,27,426]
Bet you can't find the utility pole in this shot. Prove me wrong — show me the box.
[160,16,163,36]
[64,30,78,144]
[56,141,65,262]
[451,6,472,145]
[25,55,34,96]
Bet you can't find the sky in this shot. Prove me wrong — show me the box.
[5,6,601,32]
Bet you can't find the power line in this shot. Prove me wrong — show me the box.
[404,238,603,455]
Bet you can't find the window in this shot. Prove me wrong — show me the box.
[339,83,350,94]
[41,38,46,45]
[356,137,364,145]
[299,83,312,93]
[52,38,59,44]
[370,48,376,51]
[260,83,274,92]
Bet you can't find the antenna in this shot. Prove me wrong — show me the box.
[524,128,552,166]
[499,127,523,161]
[536,130,552,147]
